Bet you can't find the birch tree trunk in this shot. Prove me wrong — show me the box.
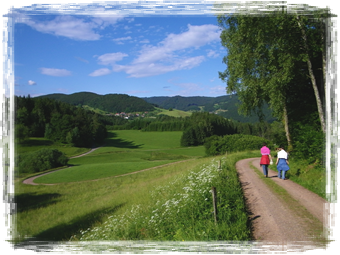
[296,15,326,133]
[283,104,292,151]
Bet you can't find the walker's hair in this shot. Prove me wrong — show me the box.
[262,142,267,146]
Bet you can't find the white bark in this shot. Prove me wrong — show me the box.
[296,15,326,133]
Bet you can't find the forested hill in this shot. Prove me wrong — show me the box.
[38,92,155,113]
[37,92,275,123]
[143,95,276,123]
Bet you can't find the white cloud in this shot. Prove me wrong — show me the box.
[92,7,125,28]
[96,52,128,65]
[139,39,150,44]
[112,36,132,44]
[18,14,125,41]
[111,24,220,78]
[207,49,220,58]
[28,80,36,85]
[89,68,112,77]
[0,74,19,86]
[40,68,72,77]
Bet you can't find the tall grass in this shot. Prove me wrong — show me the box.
[75,151,258,241]
[13,157,212,243]
[280,159,326,199]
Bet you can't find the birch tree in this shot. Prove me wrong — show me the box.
[217,12,326,150]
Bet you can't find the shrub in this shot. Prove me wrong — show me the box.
[204,134,273,156]
[291,124,325,164]
[18,148,68,173]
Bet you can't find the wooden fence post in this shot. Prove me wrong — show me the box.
[211,187,218,224]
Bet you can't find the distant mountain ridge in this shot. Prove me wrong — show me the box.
[143,95,275,123]
[38,92,275,123]
[37,92,155,113]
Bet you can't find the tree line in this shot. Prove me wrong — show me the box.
[15,95,108,147]
[39,92,155,113]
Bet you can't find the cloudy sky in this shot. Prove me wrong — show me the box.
[11,3,230,98]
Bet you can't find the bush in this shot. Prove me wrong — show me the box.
[0,174,14,205]
[204,134,273,156]
[291,124,325,164]
[18,148,68,173]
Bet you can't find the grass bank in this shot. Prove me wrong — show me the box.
[282,160,326,200]
[75,151,259,242]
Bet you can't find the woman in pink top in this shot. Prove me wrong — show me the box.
[260,143,272,177]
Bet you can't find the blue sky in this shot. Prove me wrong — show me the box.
[13,7,228,98]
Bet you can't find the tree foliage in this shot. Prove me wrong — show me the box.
[204,134,273,156]
[217,10,327,160]
[17,148,68,174]
[38,92,155,113]
[10,124,29,143]
[180,112,237,146]
[15,96,107,147]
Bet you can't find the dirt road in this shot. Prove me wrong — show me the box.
[237,158,328,249]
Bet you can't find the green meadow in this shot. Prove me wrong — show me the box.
[13,129,326,247]
[33,130,205,184]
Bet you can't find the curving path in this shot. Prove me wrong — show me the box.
[22,147,101,185]
[22,145,193,185]
[237,158,327,247]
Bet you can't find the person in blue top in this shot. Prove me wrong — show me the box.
[276,146,290,180]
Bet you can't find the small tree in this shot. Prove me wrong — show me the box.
[19,148,68,173]
[10,124,29,143]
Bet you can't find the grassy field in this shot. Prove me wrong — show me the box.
[13,129,326,248]
[0,131,207,254]
[154,107,192,117]
[16,137,90,158]
[33,130,205,184]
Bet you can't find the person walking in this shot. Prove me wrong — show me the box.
[276,146,290,180]
[260,143,272,177]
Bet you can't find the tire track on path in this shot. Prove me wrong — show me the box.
[236,158,327,247]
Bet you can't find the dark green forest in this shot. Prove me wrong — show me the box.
[38,92,155,113]
[15,95,109,147]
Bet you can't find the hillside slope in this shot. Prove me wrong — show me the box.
[38,92,275,123]
[144,95,275,123]
[38,92,155,113]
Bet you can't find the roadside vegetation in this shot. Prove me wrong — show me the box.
[75,152,258,241]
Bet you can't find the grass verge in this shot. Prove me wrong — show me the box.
[251,165,327,245]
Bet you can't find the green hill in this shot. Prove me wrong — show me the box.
[37,92,275,123]
[38,92,155,113]
[143,95,276,123]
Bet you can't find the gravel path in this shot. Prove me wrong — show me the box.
[237,158,327,248]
